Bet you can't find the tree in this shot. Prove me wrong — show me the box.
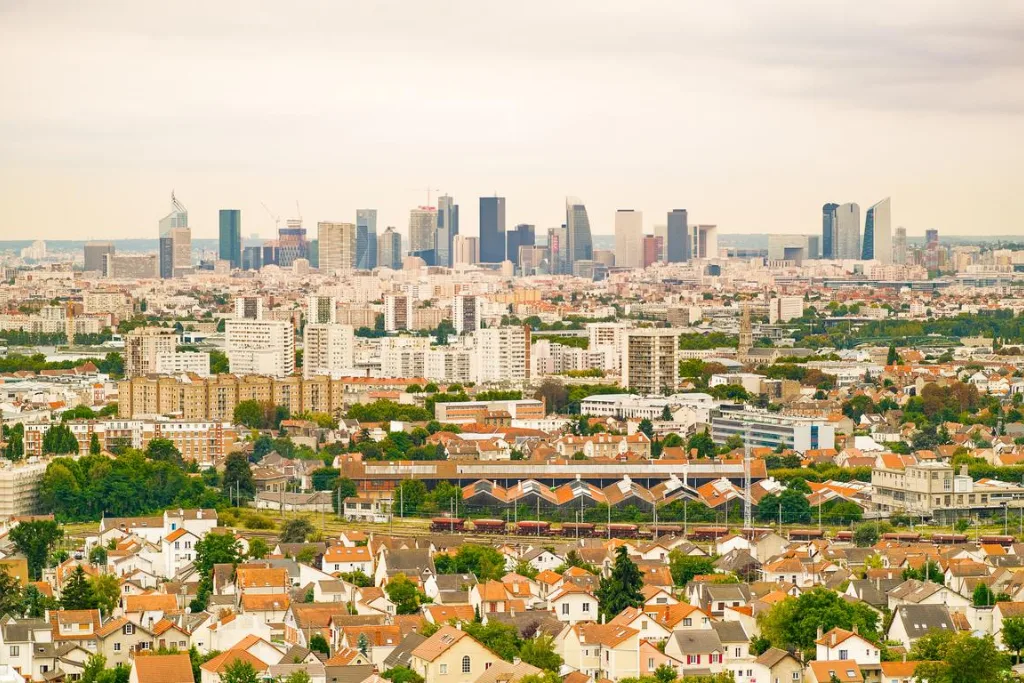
[462,621,522,660]
[668,551,716,586]
[248,538,270,559]
[145,438,183,466]
[222,452,255,503]
[638,419,654,440]
[89,432,101,456]
[434,544,507,582]
[974,582,997,607]
[596,546,644,621]
[81,654,108,683]
[534,380,569,414]
[311,467,340,491]
[758,587,879,657]
[653,664,678,683]
[221,658,260,683]
[685,429,716,459]
[285,671,312,683]
[887,345,901,365]
[852,522,891,548]
[308,633,330,655]
[518,634,562,671]
[394,480,427,515]
[10,519,62,580]
[88,545,108,565]
[755,488,812,525]
[194,533,242,575]
[385,574,422,614]
[1002,617,1024,663]
[61,565,97,610]
[661,405,673,421]
[913,632,1008,683]
[382,668,424,683]
[280,518,315,544]
[42,423,80,454]
[23,583,56,617]
[89,574,120,617]
[0,566,23,617]
[3,423,24,460]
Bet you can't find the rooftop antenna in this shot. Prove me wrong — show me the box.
[295,201,302,221]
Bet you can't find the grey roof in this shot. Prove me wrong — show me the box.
[704,583,751,602]
[1,618,50,643]
[754,647,798,668]
[325,664,375,683]
[278,542,329,557]
[387,549,436,574]
[849,578,901,608]
[382,632,427,670]
[485,611,564,638]
[888,579,944,604]
[282,645,316,664]
[472,660,542,683]
[893,604,956,640]
[710,621,749,644]
[670,630,723,655]
[434,574,478,591]
[714,549,760,574]
[269,664,326,678]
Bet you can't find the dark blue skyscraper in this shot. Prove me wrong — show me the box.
[565,198,594,272]
[822,203,839,259]
[666,209,688,262]
[219,209,242,269]
[506,224,535,267]
[479,196,506,263]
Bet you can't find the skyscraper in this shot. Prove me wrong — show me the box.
[453,235,479,265]
[547,226,569,274]
[506,224,535,268]
[318,222,356,273]
[614,210,643,268]
[691,225,719,259]
[409,206,437,259]
[378,227,403,270]
[436,195,459,268]
[893,226,908,264]
[862,197,892,263]
[821,203,839,259]
[277,219,307,267]
[835,202,861,260]
[666,209,688,262]
[158,192,188,279]
[219,209,242,269]
[565,197,593,272]
[84,241,114,275]
[479,196,506,263]
[355,209,378,270]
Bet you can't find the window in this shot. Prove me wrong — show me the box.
[114,643,121,652]
[439,664,447,675]
[125,624,135,635]
[641,620,648,630]
[562,604,569,615]
[734,647,741,657]
[839,649,848,660]
[10,646,18,657]
[792,673,799,681]
[582,603,590,613]
[683,618,692,627]
[462,656,471,674]
[648,658,654,669]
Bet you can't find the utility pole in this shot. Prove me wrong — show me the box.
[743,422,752,531]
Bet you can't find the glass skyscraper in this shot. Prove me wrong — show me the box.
[506,224,535,267]
[479,196,506,263]
[356,209,377,269]
[862,197,891,263]
[219,209,242,269]
[158,192,188,279]
[565,197,593,271]
[822,203,839,259]
[436,196,459,267]
[666,209,688,262]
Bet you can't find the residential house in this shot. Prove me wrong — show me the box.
[887,604,959,651]
[748,648,804,683]
[321,546,374,577]
[548,583,598,624]
[557,623,640,682]
[129,652,195,683]
[664,630,725,676]
[409,625,499,683]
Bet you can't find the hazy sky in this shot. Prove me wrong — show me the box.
[2,1,1023,241]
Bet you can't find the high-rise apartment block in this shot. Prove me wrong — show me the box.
[303,323,355,379]
[307,295,336,325]
[225,315,295,377]
[621,329,679,395]
[124,327,178,378]
[318,221,356,273]
[471,326,530,385]
[384,294,413,332]
[454,294,481,335]
[84,241,115,275]
[219,209,242,269]
[642,235,663,268]
[235,296,264,320]
[614,210,643,268]
[479,196,506,263]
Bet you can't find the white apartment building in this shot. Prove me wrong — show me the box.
[379,336,431,378]
[225,319,295,377]
[621,329,680,395]
[384,294,414,332]
[0,458,48,519]
[768,296,804,324]
[424,348,473,384]
[83,290,133,318]
[318,222,356,274]
[453,295,481,335]
[303,323,356,379]
[154,351,211,377]
[470,326,530,385]
[124,327,178,378]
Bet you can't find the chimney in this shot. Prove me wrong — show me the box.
[830,632,836,646]
[817,626,823,640]
[852,624,858,635]
[456,622,462,631]
[197,509,203,519]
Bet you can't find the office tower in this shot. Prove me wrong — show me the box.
[262,243,279,267]
[518,245,546,275]
[106,254,158,279]
[409,206,437,258]
[565,197,593,271]
[893,226,908,264]
[356,209,378,270]
[307,241,318,268]
[641,235,663,268]
[453,295,481,335]
[436,195,459,268]
[384,294,413,332]
[666,209,689,262]
[225,318,295,377]
[621,329,680,395]
[158,192,188,279]
[653,224,668,261]
[453,235,479,265]
[479,196,506,263]
[318,222,356,273]
[614,210,643,268]
[821,203,839,258]
[170,227,192,277]
[471,326,530,384]
[277,219,307,267]
[307,295,337,325]
[767,234,814,265]
[303,322,355,379]
[506,224,535,268]
[84,241,115,275]
[242,246,263,271]
[862,197,892,263]
[218,209,242,269]
[378,227,403,270]
[235,296,263,320]
[834,203,861,260]
[691,224,719,259]
[547,226,568,274]
[769,296,804,324]
[926,229,939,247]
[124,327,178,378]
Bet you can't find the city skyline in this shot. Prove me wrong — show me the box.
[2,2,1022,240]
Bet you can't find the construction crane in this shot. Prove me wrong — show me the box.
[261,202,281,231]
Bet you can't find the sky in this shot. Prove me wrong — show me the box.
[1,1,1023,242]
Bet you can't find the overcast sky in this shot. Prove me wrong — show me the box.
[1,1,1023,241]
